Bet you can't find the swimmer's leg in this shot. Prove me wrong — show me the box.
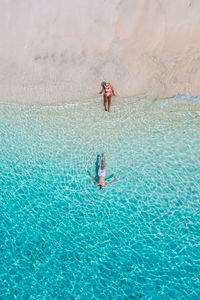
[104,95,107,111]
[108,95,111,112]
[103,155,106,170]
[99,155,102,170]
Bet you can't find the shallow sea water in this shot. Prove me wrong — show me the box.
[0,97,200,299]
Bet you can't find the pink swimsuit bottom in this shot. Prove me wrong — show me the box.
[104,87,112,96]
[98,169,106,177]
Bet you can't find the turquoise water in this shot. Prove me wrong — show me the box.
[0,98,200,299]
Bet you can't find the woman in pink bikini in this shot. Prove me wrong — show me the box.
[90,155,118,190]
[99,82,116,112]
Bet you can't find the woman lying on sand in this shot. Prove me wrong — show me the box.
[90,155,118,190]
[99,82,116,112]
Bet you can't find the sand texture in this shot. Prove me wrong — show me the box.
[0,0,200,103]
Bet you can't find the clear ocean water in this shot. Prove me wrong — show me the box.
[0,97,200,299]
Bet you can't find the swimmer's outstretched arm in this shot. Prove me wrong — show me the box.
[105,178,118,186]
[90,173,99,185]
[99,88,104,94]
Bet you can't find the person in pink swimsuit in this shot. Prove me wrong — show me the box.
[90,155,118,190]
[99,82,116,112]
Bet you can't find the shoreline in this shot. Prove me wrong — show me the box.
[1,95,200,115]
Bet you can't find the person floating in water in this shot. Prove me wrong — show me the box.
[90,155,118,190]
[99,82,116,112]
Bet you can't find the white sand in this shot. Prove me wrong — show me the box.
[1,0,200,104]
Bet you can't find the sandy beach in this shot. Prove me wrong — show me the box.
[1,0,200,103]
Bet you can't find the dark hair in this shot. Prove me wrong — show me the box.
[100,185,103,190]
[101,81,106,88]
